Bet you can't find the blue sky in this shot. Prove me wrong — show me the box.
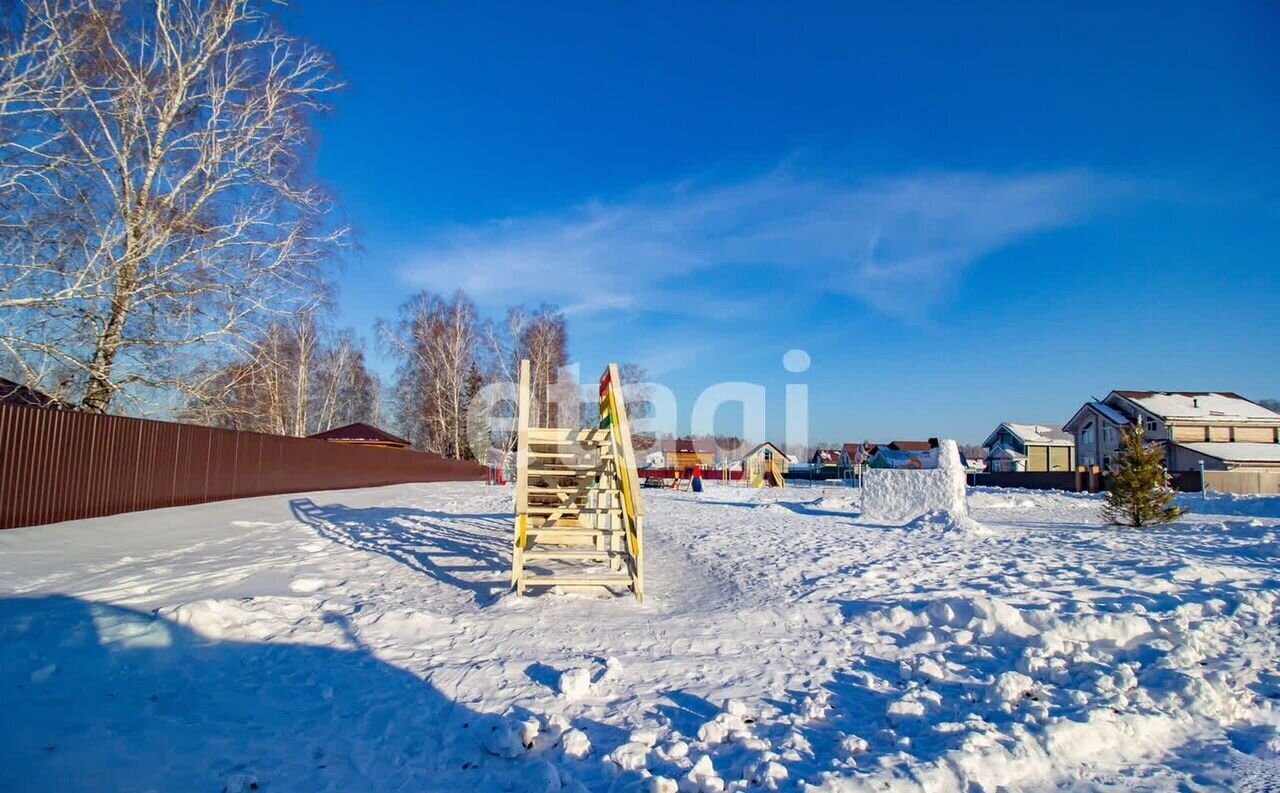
[286,1,1279,445]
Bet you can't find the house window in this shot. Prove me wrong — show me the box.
[1081,423,1094,445]
[1102,427,1113,443]
[1145,420,1158,432]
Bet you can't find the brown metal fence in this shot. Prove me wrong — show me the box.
[969,469,1206,493]
[0,403,484,530]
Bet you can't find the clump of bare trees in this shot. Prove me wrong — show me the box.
[0,1,587,456]
[0,0,346,413]
[380,294,571,460]
[184,311,379,437]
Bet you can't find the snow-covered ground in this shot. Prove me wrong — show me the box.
[2,482,1279,792]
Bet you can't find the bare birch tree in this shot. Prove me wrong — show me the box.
[519,304,569,428]
[381,290,480,459]
[0,0,346,413]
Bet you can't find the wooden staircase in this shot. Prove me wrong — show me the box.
[511,361,645,601]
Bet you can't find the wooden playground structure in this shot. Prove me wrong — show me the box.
[511,360,645,601]
[745,455,786,488]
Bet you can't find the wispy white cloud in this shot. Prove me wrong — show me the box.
[398,166,1125,319]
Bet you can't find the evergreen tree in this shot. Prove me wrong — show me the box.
[1102,425,1185,527]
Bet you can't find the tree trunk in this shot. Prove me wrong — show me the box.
[81,251,139,413]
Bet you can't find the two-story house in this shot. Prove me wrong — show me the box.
[1064,391,1280,472]
[982,423,1075,472]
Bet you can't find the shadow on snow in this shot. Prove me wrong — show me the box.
[0,594,627,793]
[289,498,510,605]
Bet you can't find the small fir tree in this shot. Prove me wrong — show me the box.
[1102,424,1185,527]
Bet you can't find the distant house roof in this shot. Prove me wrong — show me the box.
[838,442,885,464]
[0,377,66,409]
[811,449,840,465]
[888,440,934,452]
[659,438,718,455]
[1112,391,1280,424]
[1175,442,1280,464]
[308,422,411,448]
[984,422,1074,448]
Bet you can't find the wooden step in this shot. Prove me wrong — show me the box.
[527,486,622,495]
[527,522,616,533]
[528,521,605,529]
[526,531,609,544]
[527,530,604,539]
[526,506,621,515]
[528,429,611,443]
[524,549,623,560]
[522,574,634,587]
[526,467,599,475]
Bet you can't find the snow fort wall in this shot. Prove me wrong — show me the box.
[863,439,969,524]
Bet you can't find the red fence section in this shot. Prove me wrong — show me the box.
[0,404,483,530]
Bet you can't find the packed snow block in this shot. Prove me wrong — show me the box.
[862,439,969,524]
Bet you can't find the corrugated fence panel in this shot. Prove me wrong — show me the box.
[0,404,485,530]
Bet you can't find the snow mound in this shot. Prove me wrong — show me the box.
[863,440,986,533]
[559,666,593,699]
[561,728,591,759]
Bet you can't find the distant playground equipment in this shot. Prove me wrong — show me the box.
[511,360,645,601]
[746,451,786,488]
[484,450,510,486]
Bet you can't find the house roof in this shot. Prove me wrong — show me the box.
[986,444,1028,461]
[1175,442,1280,464]
[0,377,66,409]
[1064,400,1132,432]
[739,441,786,461]
[1112,391,1280,424]
[984,422,1074,448]
[308,422,411,447]
[659,438,717,455]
